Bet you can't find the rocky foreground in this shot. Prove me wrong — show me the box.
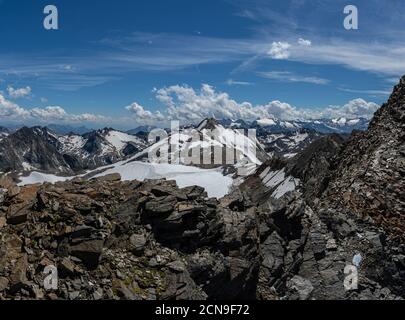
[0,78,404,300]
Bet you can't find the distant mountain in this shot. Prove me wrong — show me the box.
[0,127,147,174]
[215,117,369,134]
[135,118,269,177]
[126,125,156,134]
[252,117,369,134]
[0,127,73,174]
[258,129,323,159]
[47,124,93,135]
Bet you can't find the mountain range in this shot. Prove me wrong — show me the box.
[0,117,368,179]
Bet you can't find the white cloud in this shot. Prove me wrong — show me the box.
[332,98,380,118]
[0,93,30,118]
[155,84,257,121]
[7,86,32,99]
[0,93,106,123]
[337,87,391,96]
[258,71,329,85]
[298,38,312,47]
[148,84,379,123]
[267,39,405,76]
[226,79,253,86]
[268,42,291,59]
[0,84,382,128]
[71,113,108,122]
[31,106,68,121]
[126,102,164,122]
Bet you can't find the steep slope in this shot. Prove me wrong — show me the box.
[236,77,405,300]
[0,127,9,141]
[0,127,147,175]
[321,76,405,239]
[0,127,73,174]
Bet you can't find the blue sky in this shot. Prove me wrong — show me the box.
[0,0,404,129]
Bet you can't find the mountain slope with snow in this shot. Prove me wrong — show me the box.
[135,118,269,177]
[0,127,147,174]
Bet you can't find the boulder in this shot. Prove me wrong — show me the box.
[69,239,104,269]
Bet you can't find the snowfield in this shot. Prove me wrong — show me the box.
[18,160,234,199]
[105,130,144,153]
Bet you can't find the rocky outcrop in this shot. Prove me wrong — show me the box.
[320,77,405,240]
[0,175,259,300]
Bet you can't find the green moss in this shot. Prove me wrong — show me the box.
[126,266,167,296]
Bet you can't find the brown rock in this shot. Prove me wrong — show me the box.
[6,185,39,225]
[9,254,28,291]
[0,216,6,228]
[58,257,77,277]
[69,239,104,269]
[0,276,9,292]
[95,173,121,182]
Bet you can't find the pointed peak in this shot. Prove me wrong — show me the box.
[197,118,219,130]
[371,75,405,126]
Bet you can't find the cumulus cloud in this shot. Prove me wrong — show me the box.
[0,84,381,128]
[155,84,257,121]
[0,94,30,118]
[132,84,380,124]
[7,86,32,99]
[268,42,291,59]
[31,106,68,121]
[320,99,380,119]
[0,93,105,123]
[126,102,164,122]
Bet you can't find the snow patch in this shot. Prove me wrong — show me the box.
[105,130,143,152]
[19,161,233,199]
[260,167,301,199]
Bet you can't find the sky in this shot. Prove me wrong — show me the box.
[0,0,404,129]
